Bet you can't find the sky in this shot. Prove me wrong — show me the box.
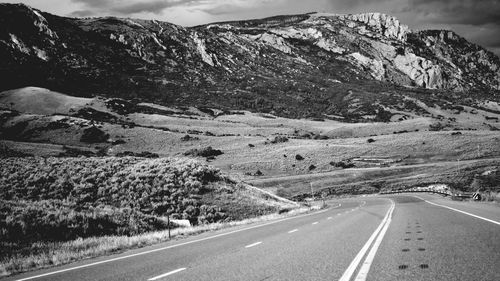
[1,0,499,56]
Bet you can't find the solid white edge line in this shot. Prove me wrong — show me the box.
[414,196,500,226]
[148,268,186,281]
[288,229,299,233]
[354,204,395,281]
[312,222,319,225]
[327,217,333,220]
[338,199,394,281]
[14,206,333,281]
[245,242,262,248]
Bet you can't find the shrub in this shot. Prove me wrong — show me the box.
[80,126,109,143]
[295,154,304,161]
[331,160,355,169]
[367,138,376,143]
[111,139,126,145]
[0,157,226,244]
[266,136,289,144]
[184,146,223,158]
[254,170,263,176]
[308,165,316,171]
[181,135,199,141]
[115,151,159,158]
[313,134,329,140]
[429,122,445,131]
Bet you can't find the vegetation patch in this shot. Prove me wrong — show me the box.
[80,126,109,143]
[0,157,296,276]
[184,146,223,159]
[265,136,289,144]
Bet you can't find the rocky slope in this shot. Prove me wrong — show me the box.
[0,4,499,119]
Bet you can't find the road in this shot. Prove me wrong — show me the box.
[5,194,500,281]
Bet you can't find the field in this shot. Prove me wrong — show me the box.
[1,87,500,198]
[1,87,500,275]
[0,156,296,276]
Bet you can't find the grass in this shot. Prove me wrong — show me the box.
[0,204,314,277]
[248,158,500,199]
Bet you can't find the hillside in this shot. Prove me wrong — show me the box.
[1,87,499,201]
[0,4,499,120]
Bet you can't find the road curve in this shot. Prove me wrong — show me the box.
[4,194,499,281]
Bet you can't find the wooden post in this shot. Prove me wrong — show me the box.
[167,215,171,239]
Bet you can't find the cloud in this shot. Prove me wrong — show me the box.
[69,9,95,17]
[198,0,285,16]
[113,1,195,14]
[406,0,500,26]
[70,0,198,15]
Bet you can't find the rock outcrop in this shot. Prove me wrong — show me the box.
[394,53,443,89]
[0,3,499,120]
[349,52,385,81]
[341,13,410,41]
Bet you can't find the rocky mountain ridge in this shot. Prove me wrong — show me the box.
[0,3,499,119]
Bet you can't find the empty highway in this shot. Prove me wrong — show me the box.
[6,194,500,281]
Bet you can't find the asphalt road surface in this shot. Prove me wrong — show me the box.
[5,194,500,281]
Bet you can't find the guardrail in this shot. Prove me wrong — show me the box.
[380,189,481,200]
[380,189,452,196]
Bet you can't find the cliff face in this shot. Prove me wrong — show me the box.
[0,4,499,118]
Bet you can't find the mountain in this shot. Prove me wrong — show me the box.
[0,3,499,120]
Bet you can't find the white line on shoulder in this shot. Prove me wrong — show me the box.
[245,242,262,248]
[414,196,500,226]
[148,268,186,280]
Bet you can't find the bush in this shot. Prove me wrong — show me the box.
[367,138,376,143]
[429,122,445,131]
[295,154,304,161]
[80,126,109,143]
[184,146,223,158]
[115,151,159,158]
[0,157,225,243]
[308,165,316,171]
[330,160,355,169]
[266,136,289,144]
[181,135,199,141]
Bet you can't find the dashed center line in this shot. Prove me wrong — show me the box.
[148,268,186,280]
[288,229,299,233]
[327,217,333,220]
[245,242,262,248]
[312,222,319,225]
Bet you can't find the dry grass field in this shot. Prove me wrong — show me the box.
[1,87,499,201]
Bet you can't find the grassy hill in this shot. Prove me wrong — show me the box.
[1,88,499,201]
[0,156,297,276]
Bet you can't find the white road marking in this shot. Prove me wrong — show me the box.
[148,268,186,280]
[312,222,319,225]
[245,242,262,248]
[414,196,500,226]
[327,217,333,220]
[354,203,395,281]
[14,207,331,281]
[288,229,299,233]
[339,199,395,281]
